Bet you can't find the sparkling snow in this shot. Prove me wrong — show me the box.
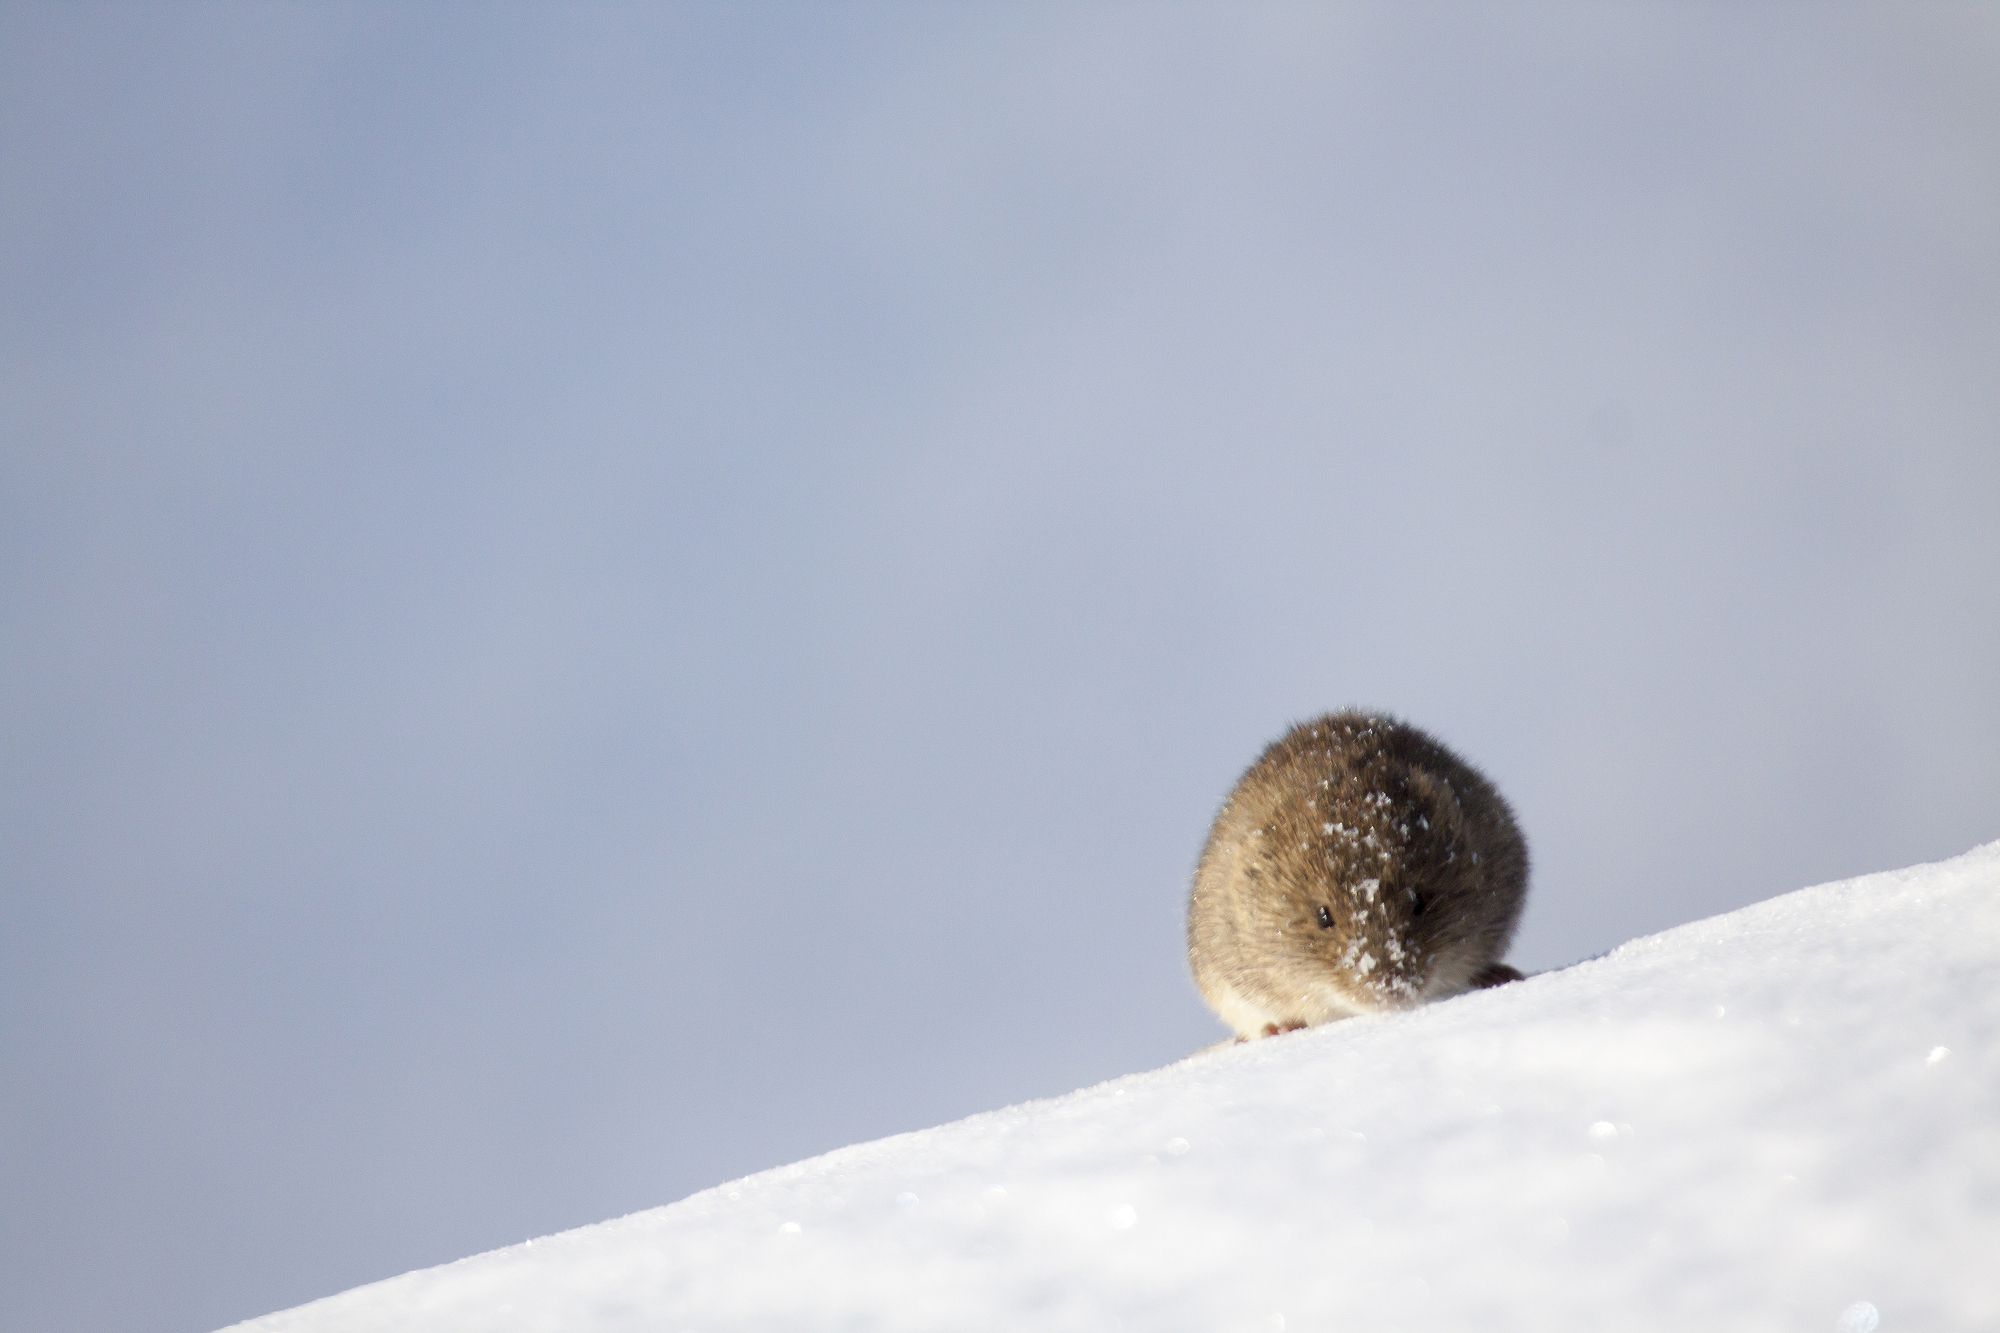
[225,842,2000,1333]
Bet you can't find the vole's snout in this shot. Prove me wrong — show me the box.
[1322,874,1433,1010]
[1329,920,1429,1012]
[1364,951,1429,1010]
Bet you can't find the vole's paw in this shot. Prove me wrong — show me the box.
[1471,962,1525,989]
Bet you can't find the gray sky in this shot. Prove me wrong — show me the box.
[3,7,1996,1331]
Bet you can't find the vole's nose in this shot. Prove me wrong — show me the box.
[1357,936,1427,1008]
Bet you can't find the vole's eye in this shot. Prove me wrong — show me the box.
[1410,893,1428,918]
[1316,905,1334,929]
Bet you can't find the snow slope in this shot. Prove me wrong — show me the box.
[226,843,2000,1333]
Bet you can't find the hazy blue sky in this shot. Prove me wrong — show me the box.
[4,7,1996,1331]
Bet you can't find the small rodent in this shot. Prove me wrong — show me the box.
[1187,710,1529,1039]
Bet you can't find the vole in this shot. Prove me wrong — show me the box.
[1188,710,1529,1039]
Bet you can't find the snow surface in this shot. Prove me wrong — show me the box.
[226,843,2000,1333]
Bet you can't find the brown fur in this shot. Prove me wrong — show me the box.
[1187,711,1529,1039]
